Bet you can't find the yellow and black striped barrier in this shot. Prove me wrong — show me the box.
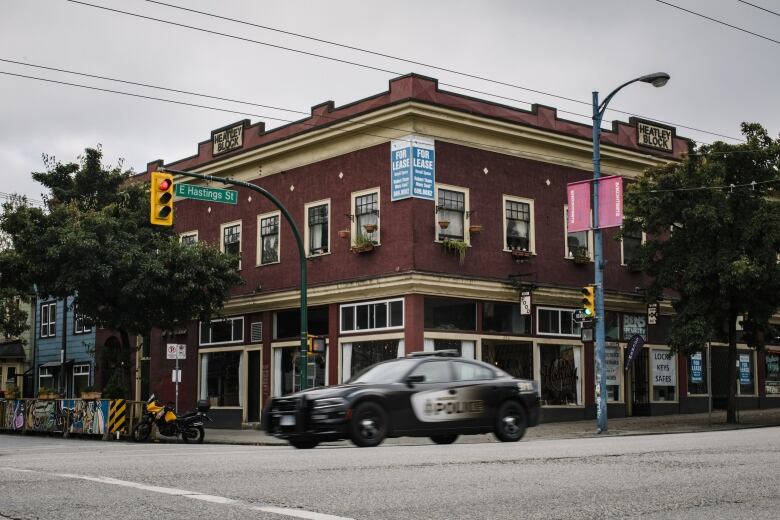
[109,399,127,434]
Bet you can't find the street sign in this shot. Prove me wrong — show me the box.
[175,183,238,205]
[647,303,658,325]
[166,343,186,360]
[573,309,593,323]
[172,369,182,383]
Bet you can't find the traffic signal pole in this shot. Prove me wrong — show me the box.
[158,168,310,392]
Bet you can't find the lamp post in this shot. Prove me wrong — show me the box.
[592,72,669,433]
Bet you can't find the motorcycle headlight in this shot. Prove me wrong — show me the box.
[312,397,347,410]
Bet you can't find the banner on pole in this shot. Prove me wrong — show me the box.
[566,180,591,233]
[597,176,623,229]
[624,333,645,371]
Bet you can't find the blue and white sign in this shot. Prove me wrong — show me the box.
[739,354,752,385]
[391,135,435,201]
[690,352,703,384]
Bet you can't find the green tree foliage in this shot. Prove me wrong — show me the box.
[624,123,780,422]
[0,147,243,397]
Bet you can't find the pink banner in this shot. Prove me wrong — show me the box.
[597,176,623,229]
[567,181,591,233]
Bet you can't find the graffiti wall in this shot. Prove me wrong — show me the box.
[0,399,109,435]
[61,399,108,435]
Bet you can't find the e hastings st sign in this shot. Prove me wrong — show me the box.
[636,120,675,153]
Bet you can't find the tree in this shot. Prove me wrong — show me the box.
[0,198,32,342]
[624,123,780,423]
[0,147,243,397]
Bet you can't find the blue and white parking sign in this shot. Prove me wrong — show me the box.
[391,135,435,201]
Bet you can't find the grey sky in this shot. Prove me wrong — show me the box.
[1,0,778,204]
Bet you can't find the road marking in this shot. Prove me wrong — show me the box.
[1,467,354,520]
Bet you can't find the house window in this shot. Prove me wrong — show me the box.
[199,317,244,345]
[259,213,280,265]
[38,366,53,391]
[537,307,581,337]
[40,302,56,338]
[564,206,591,260]
[622,225,644,265]
[199,350,242,407]
[436,186,467,241]
[340,298,403,333]
[540,344,582,405]
[73,364,90,396]
[221,221,242,268]
[180,231,198,245]
[504,196,533,252]
[306,201,329,255]
[353,190,379,243]
[73,304,92,334]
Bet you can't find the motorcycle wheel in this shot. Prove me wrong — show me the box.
[132,421,151,442]
[182,425,205,444]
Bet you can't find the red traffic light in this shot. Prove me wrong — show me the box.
[159,178,172,191]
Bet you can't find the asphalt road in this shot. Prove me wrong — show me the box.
[1,427,778,520]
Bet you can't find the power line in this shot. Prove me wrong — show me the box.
[648,178,780,193]
[64,0,744,143]
[655,0,780,45]
[735,0,780,18]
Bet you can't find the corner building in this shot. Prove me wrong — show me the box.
[146,74,780,427]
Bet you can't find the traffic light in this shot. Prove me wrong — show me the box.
[581,285,596,318]
[150,171,174,226]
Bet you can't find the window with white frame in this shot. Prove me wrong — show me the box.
[73,303,92,334]
[540,344,582,405]
[199,350,243,407]
[340,298,404,333]
[651,348,677,401]
[38,366,53,391]
[504,196,534,252]
[537,307,582,337]
[258,213,280,265]
[40,302,56,338]
[221,221,242,268]
[306,201,329,255]
[180,231,198,245]
[564,206,591,260]
[436,186,468,241]
[199,317,244,345]
[73,364,90,396]
[621,224,644,265]
[353,190,379,244]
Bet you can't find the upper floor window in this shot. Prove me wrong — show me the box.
[504,196,534,252]
[73,303,92,334]
[40,302,56,338]
[436,185,468,241]
[180,231,198,245]
[564,206,592,261]
[340,298,404,333]
[199,317,244,345]
[353,189,380,244]
[621,225,644,265]
[258,212,280,265]
[221,221,242,268]
[305,200,330,256]
[537,307,581,337]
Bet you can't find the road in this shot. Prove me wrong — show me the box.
[1,427,778,520]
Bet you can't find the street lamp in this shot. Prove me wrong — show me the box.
[592,72,669,434]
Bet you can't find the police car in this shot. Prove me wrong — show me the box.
[261,350,541,449]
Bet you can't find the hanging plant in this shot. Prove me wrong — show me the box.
[338,229,350,239]
[438,220,450,230]
[363,223,378,233]
[469,224,483,234]
[441,238,468,266]
[351,233,376,254]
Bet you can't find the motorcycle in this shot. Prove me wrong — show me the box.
[132,394,212,443]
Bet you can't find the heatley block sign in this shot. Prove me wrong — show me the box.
[637,121,674,153]
[391,135,435,201]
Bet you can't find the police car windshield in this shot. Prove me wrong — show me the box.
[349,359,411,384]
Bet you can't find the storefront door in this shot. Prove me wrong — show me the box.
[631,349,650,416]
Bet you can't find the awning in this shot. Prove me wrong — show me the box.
[40,360,75,368]
[0,341,25,359]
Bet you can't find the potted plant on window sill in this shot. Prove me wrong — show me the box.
[4,384,19,399]
[80,386,102,400]
[510,248,533,263]
[572,246,591,265]
[441,238,468,266]
[38,388,60,399]
[351,233,376,254]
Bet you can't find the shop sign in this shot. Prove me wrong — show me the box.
[690,352,703,383]
[637,121,673,152]
[647,303,658,325]
[651,349,676,386]
[624,334,645,371]
[597,345,620,385]
[520,291,531,315]
[739,354,752,384]
[623,314,647,340]
[212,123,243,155]
[391,135,435,201]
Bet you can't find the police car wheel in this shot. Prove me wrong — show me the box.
[350,402,388,448]
[495,401,527,442]
[430,434,459,445]
[289,439,319,449]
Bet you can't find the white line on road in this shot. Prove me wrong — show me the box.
[1,467,354,520]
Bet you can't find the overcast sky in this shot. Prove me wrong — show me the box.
[2,0,778,205]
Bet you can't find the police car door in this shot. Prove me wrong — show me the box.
[448,361,499,430]
[403,359,460,433]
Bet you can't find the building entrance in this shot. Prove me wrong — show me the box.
[630,349,650,416]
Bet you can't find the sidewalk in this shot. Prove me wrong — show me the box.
[203,408,780,446]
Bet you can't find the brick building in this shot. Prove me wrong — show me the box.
[144,74,779,427]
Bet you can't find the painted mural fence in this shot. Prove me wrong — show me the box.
[0,399,143,437]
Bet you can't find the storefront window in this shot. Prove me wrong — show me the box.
[603,312,619,342]
[765,351,780,395]
[539,345,580,406]
[738,351,755,395]
[481,341,532,380]
[482,303,530,335]
[274,307,328,339]
[424,298,476,331]
[601,345,621,402]
[200,351,242,407]
[343,340,401,381]
[274,347,325,395]
[622,314,647,341]
[434,339,462,355]
[651,349,676,401]
[687,351,707,395]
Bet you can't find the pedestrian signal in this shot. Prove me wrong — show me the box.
[150,171,174,226]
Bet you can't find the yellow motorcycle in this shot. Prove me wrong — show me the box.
[132,394,211,443]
